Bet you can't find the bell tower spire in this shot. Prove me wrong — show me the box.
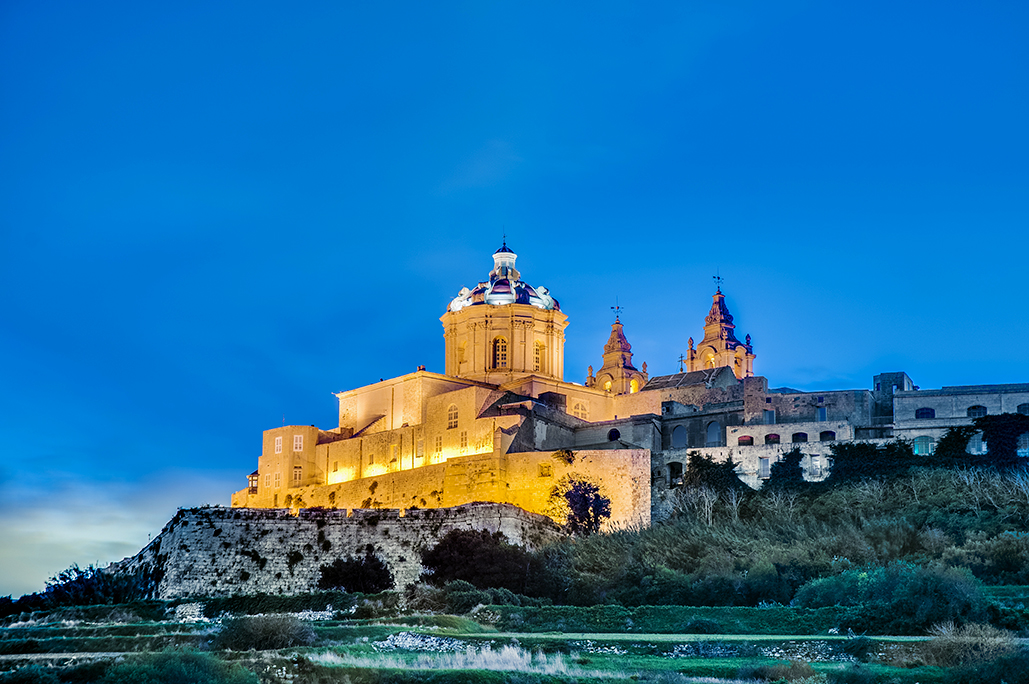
[685,282,755,380]
[586,310,648,394]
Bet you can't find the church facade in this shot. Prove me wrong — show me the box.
[231,244,1029,525]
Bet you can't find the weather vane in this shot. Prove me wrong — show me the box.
[713,273,724,292]
[611,298,624,321]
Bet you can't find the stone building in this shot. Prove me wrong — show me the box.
[232,242,1029,525]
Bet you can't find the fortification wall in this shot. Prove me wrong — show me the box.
[117,503,561,600]
[234,448,650,530]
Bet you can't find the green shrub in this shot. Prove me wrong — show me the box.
[0,665,60,684]
[420,530,533,593]
[214,614,316,650]
[794,562,988,634]
[318,545,394,593]
[737,659,817,681]
[944,647,1029,684]
[199,591,353,617]
[828,663,876,684]
[96,649,257,684]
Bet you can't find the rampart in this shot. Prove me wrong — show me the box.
[116,503,562,599]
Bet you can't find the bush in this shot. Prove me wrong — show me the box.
[793,562,989,634]
[921,622,1016,667]
[214,614,316,651]
[318,545,394,593]
[944,647,1029,684]
[198,591,354,617]
[96,649,257,684]
[420,530,532,593]
[737,659,816,681]
[0,665,60,684]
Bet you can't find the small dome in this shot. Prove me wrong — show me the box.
[449,244,560,312]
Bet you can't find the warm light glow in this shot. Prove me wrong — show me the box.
[363,463,389,478]
[327,467,358,485]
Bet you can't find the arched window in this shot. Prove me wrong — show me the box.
[1017,403,1029,416]
[967,405,987,418]
[671,425,687,448]
[915,407,936,419]
[533,341,543,372]
[819,430,836,442]
[630,378,639,394]
[968,431,986,455]
[607,428,621,442]
[572,402,588,420]
[913,436,935,455]
[603,379,612,392]
[447,404,458,429]
[738,435,754,446]
[792,432,808,443]
[706,421,721,447]
[765,433,780,445]
[492,337,508,368]
[1018,433,1029,458]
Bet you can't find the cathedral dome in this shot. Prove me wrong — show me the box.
[448,243,560,312]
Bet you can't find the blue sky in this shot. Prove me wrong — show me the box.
[2,1,1027,597]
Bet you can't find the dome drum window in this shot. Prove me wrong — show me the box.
[492,337,508,369]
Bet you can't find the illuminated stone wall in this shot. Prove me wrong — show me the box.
[116,503,562,599]
[234,447,650,530]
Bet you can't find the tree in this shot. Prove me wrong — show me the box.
[823,440,918,485]
[682,452,747,492]
[975,413,1029,469]
[420,529,531,592]
[317,545,393,593]
[764,447,806,491]
[547,476,611,535]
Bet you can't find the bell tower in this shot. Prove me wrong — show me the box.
[684,284,755,380]
[586,316,648,394]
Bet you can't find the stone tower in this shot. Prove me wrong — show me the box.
[586,317,648,394]
[441,243,568,384]
[684,286,755,380]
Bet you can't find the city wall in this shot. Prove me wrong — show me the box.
[116,503,562,600]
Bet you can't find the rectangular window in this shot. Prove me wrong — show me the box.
[390,444,397,462]
[264,474,271,488]
[417,439,424,459]
[293,466,302,483]
[274,436,282,454]
[764,409,776,425]
[274,473,281,488]
[333,461,339,472]
[460,431,468,449]
[817,407,827,421]
[434,436,442,454]
[293,434,303,452]
[759,457,770,479]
